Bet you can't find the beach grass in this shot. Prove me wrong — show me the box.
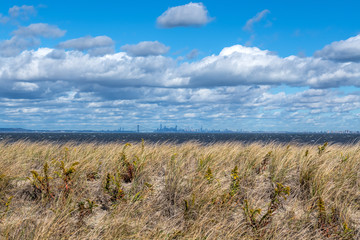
[0,140,359,239]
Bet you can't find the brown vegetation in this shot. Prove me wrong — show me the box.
[0,140,359,239]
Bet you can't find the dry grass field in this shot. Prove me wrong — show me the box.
[0,140,359,239]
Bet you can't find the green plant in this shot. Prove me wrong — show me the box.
[28,162,53,200]
[198,154,212,171]
[242,183,290,231]
[119,143,136,183]
[131,182,152,202]
[340,222,355,240]
[315,197,354,239]
[340,153,349,163]
[317,196,327,229]
[0,196,13,222]
[259,183,290,226]
[204,167,213,183]
[230,166,240,196]
[304,149,309,157]
[242,199,262,229]
[318,142,328,155]
[55,161,79,197]
[120,143,131,163]
[183,194,196,221]
[104,173,125,202]
[77,199,98,223]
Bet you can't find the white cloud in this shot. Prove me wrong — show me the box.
[184,113,196,117]
[3,85,359,131]
[243,9,270,31]
[8,5,36,20]
[263,88,360,113]
[157,2,212,28]
[181,45,360,88]
[13,23,66,38]
[1,44,360,89]
[0,23,65,57]
[12,82,39,91]
[0,48,177,87]
[58,36,114,51]
[121,41,170,56]
[2,34,360,114]
[0,32,359,130]
[314,34,360,62]
[58,36,114,56]
[0,36,40,57]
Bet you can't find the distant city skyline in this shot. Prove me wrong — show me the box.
[1,125,359,135]
[0,1,359,131]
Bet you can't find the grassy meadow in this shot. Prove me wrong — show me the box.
[0,140,359,239]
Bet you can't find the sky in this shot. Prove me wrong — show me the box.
[0,0,360,132]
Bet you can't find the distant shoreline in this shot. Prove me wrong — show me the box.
[1,132,360,145]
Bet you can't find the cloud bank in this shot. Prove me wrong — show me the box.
[0,18,359,130]
[1,42,360,89]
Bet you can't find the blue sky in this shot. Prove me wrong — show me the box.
[0,1,359,131]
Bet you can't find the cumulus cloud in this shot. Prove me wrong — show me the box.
[121,41,170,56]
[0,23,65,57]
[181,45,360,88]
[1,44,360,89]
[1,33,360,130]
[243,9,270,31]
[314,34,360,62]
[13,23,66,38]
[157,2,212,28]
[0,48,177,88]
[58,35,114,56]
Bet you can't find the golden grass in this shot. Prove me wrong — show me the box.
[0,140,359,239]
